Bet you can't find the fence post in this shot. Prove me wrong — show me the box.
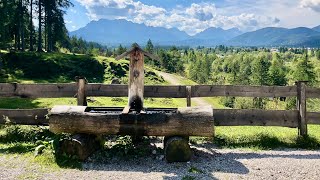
[186,86,191,107]
[296,81,307,136]
[77,77,87,106]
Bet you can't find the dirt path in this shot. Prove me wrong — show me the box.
[157,71,211,107]
[1,143,320,179]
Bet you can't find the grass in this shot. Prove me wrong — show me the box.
[214,125,320,150]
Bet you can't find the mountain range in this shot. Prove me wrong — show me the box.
[70,19,320,47]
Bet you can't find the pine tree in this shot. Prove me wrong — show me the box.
[292,53,315,84]
[145,39,154,53]
[316,50,320,60]
[269,53,287,86]
[251,55,271,86]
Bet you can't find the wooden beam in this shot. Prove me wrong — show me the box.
[213,109,298,127]
[306,87,320,98]
[77,78,87,106]
[186,86,191,107]
[0,109,49,125]
[49,106,214,137]
[296,81,307,136]
[0,83,77,98]
[192,85,297,98]
[307,112,320,124]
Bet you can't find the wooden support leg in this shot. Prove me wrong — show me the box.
[58,134,103,161]
[164,136,192,163]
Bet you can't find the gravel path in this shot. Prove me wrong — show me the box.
[1,143,320,179]
[156,71,211,107]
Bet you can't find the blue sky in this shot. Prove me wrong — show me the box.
[64,0,320,35]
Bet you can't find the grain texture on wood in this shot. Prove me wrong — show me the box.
[306,87,320,98]
[0,109,49,125]
[128,49,144,111]
[192,85,297,98]
[58,134,102,161]
[164,136,192,163]
[77,78,87,106]
[213,109,298,127]
[307,112,320,124]
[0,83,77,98]
[49,106,214,137]
[186,86,191,107]
[297,81,307,136]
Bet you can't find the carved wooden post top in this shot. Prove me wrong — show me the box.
[115,44,159,61]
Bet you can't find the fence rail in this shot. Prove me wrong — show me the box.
[1,83,320,99]
[1,80,320,136]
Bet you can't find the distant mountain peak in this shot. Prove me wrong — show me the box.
[70,19,320,47]
[227,27,320,47]
[313,25,320,32]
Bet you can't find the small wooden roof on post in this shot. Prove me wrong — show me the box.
[115,44,159,61]
[115,44,159,114]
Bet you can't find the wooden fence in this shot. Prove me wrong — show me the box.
[1,79,320,136]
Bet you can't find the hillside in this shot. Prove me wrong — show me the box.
[227,27,320,47]
[313,25,320,32]
[0,52,164,85]
[0,51,191,109]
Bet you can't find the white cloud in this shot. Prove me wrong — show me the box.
[300,0,320,12]
[76,0,280,35]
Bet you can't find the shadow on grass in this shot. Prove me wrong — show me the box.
[0,143,35,153]
[0,125,82,169]
[214,133,320,150]
[0,98,42,109]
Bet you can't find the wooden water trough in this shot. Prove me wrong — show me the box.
[49,106,214,137]
[48,45,214,162]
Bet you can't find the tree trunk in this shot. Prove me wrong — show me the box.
[29,0,33,51]
[21,0,25,51]
[37,0,42,52]
[17,0,22,50]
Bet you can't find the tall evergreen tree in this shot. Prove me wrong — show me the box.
[292,53,315,84]
[269,53,287,86]
[145,39,154,53]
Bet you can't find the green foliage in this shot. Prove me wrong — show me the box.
[292,53,316,84]
[188,53,214,83]
[188,167,204,174]
[316,50,320,60]
[116,44,127,56]
[145,39,154,53]
[269,53,287,86]
[1,52,104,82]
[157,49,184,73]
[251,54,271,85]
[214,126,320,149]
[234,97,254,109]
[220,97,235,108]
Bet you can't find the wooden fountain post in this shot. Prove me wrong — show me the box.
[116,44,159,113]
